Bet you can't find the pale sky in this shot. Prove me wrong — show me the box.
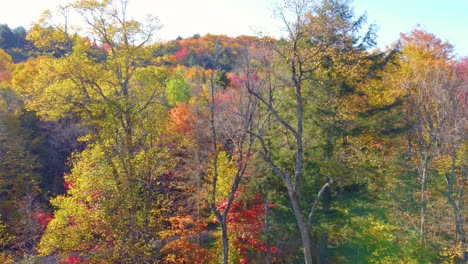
[1,0,467,57]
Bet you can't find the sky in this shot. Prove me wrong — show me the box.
[1,0,467,57]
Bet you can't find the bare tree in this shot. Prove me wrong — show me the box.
[200,46,260,264]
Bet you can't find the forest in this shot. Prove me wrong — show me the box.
[0,0,466,263]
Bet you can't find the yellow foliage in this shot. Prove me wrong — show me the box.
[439,244,465,264]
[208,151,236,204]
[0,216,15,248]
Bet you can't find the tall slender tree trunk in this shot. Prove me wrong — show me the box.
[446,150,467,264]
[265,196,273,264]
[287,180,313,264]
[448,197,467,264]
[420,153,429,245]
[318,189,331,264]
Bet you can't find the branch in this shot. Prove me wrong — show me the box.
[249,131,288,181]
[307,178,333,227]
[245,84,299,141]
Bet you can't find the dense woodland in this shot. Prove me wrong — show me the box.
[0,0,466,263]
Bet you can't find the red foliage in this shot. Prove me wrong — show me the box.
[227,72,244,88]
[173,34,259,67]
[174,47,188,60]
[214,90,236,107]
[456,57,468,81]
[213,89,242,115]
[400,29,454,60]
[227,72,259,89]
[103,44,111,52]
[36,210,53,229]
[62,255,84,264]
[455,58,468,103]
[63,179,72,190]
[217,192,277,261]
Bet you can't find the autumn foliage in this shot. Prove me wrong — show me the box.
[168,102,193,133]
[217,192,277,262]
[0,0,467,263]
[160,216,213,264]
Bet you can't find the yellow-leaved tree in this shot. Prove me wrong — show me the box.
[12,0,180,262]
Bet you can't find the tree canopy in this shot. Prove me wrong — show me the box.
[0,0,466,263]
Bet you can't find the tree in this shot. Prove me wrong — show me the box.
[217,191,277,263]
[397,28,454,245]
[244,0,382,262]
[0,49,46,257]
[12,0,179,262]
[438,65,467,263]
[160,215,213,263]
[203,63,259,264]
[0,25,33,62]
[0,25,16,50]
[450,58,468,263]
[390,29,467,262]
[166,68,191,106]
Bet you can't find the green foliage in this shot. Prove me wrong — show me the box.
[0,89,41,229]
[340,215,417,263]
[166,69,191,106]
[0,25,36,62]
[0,24,28,50]
[215,70,230,90]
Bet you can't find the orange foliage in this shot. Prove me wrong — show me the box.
[0,71,11,83]
[400,28,454,62]
[0,49,12,83]
[173,34,259,67]
[168,102,193,134]
[160,215,213,264]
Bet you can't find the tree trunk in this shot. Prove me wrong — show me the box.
[265,196,273,264]
[318,189,331,264]
[446,152,467,264]
[220,220,229,264]
[287,181,313,264]
[420,153,429,245]
[448,197,467,264]
[462,239,467,264]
